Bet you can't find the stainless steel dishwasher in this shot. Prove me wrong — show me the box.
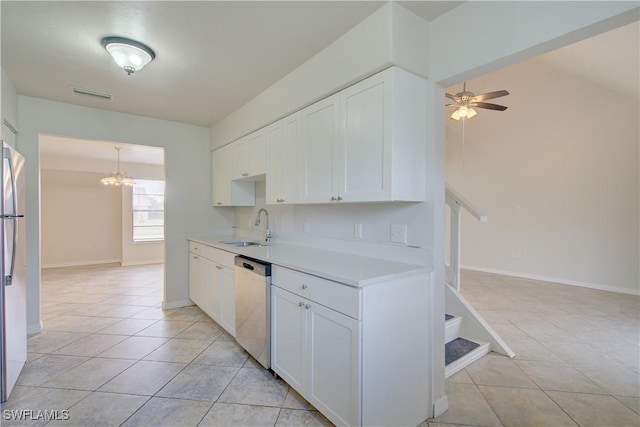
[234,256,271,369]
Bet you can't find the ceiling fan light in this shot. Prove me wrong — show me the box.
[102,36,155,76]
[458,106,469,117]
[450,109,461,120]
[467,108,477,119]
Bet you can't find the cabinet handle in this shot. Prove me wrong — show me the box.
[216,202,222,205]
[192,255,198,260]
[330,196,337,201]
[337,196,343,201]
[242,172,249,177]
[305,304,311,310]
[216,266,223,270]
[301,284,308,289]
[299,301,305,307]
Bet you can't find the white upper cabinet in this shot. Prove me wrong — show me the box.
[299,94,340,203]
[267,112,301,205]
[232,130,267,180]
[211,145,254,207]
[212,66,425,206]
[300,67,425,203]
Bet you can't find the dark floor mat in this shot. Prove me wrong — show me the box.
[445,337,480,365]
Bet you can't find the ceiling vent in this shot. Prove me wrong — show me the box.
[71,86,113,101]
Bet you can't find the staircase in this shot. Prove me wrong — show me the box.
[444,185,514,376]
[444,313,490,377]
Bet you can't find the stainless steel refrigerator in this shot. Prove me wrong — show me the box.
[0,141,26,403]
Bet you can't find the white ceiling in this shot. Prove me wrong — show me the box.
[5,2,637,167]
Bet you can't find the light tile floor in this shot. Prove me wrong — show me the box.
[427,269,640,427]
[1,264,332,427]
[3,264,639,426]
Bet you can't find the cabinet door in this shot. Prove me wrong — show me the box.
[338,71,390,202]
[300,94,339,203]
[189,253,207,308]
[266,120,284,205]
[206,262,222,322]
[280,112,301,203]
[219,266,236,336]
[233,131,267,180]
[248,131,267,177]
[212,147,231,206]
[213,145,255,207]
[307,302,361,427]
[267,112,301,205]
[271,286,306,393]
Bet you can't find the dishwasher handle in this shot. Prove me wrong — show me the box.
[234,255,271,276]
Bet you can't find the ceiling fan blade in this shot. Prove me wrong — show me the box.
[473,102,508,111]
[445,93,458,102]
[445,103,457,107]
[472,90,509,102]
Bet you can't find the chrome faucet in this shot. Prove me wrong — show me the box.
[255,208,271,242]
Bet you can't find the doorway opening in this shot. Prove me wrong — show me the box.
[38,135,166,326]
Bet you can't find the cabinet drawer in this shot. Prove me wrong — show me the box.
[189,242,235,268]
[208,247,236,269]
[272,266,361,319]
[189,241,209,257]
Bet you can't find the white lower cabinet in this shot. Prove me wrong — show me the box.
[271,265,431,427]
[271,285,360,427]
[188,242,236,336]
[188,251,207,309]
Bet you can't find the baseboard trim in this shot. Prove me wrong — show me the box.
[27,321,43,335]
[120,260,163,267]
[432,394,449,418]
[42,259,121,269]
[163,299,194,310]
[461,264,640,296]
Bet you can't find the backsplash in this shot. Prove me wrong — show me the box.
[234,182,432,265]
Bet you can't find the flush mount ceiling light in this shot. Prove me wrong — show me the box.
[101,36,155,75]
[101,147,135,186]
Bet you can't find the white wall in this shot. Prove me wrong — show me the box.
[210,2,429,150]
[41,169,122,267]
[18,96,234,333]
[446,60,639,294]
[1,68,18,146]
[40,154,166,268]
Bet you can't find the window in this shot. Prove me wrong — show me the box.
[132,179,164,242]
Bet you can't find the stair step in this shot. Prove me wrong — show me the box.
[445,315,462,344]
[445,339,490,378]
[446,337,479,365]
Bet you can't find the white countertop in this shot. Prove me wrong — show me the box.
[189,235,432,287]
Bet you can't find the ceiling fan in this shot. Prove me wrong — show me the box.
[446,82,509,120]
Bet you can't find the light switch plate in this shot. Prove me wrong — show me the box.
[391,224,407,244]
[354,223,363,239]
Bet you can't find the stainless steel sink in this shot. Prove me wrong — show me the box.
[221,240,264,247]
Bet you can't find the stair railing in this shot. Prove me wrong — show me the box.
[445,185,487,291]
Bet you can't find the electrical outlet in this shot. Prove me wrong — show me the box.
[354,224,363,239]
[390,224,407,244]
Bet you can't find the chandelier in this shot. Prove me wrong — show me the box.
[101,147,135,186]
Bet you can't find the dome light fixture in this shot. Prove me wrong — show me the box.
[101,36,155,76]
